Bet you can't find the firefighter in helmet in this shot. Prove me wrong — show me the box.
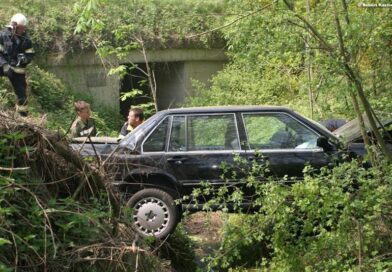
[0,13,35,116]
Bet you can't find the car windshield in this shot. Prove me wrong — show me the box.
[118,111,165,151]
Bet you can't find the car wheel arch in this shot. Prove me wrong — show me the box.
[124,171,182,198]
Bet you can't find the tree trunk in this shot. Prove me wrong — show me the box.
[331,0,392,163]
[350,91,376,165]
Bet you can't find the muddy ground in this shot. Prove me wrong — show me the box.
[183,212,224,268]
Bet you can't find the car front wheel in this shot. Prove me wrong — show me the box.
[126,188,179,238]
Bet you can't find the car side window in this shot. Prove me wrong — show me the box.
[243,113,319,149]
[169,114,240,151]
[143,117,169,152]
[187,114,239,151]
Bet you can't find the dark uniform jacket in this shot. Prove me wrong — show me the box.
[119,122,133,137]
[0,26,34,73]
[118,121,144,140]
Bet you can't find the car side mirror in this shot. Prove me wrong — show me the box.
[317,136,333,152]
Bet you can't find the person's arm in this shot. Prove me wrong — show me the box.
[119,122,128,137]
[75,119,96,137]
[89,118,97,136]
[117,123,128,140]
[70,121,81,138]
[21,36,34,66]
[0,33,8,68]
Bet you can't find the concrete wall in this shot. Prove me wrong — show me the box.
[155,62,185,109]
[47,64,120,108]
[184,61,225,97]
[39,49,227,111]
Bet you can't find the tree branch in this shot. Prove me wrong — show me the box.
[186,3,274,39]
[282,0,335,52]
[330,0,392,162]
[0,166,30,171]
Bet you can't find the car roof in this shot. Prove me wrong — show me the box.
[160,105,293,114]
[158,105,339,141]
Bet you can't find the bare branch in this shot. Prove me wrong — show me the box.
[0,166,30,171]
[286,19,307,30]
[295,14,334,52]
[283,1,335,53]
[135,36,158,111]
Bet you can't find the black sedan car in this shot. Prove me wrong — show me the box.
[72,106,348,238]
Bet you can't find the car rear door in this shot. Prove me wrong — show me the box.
[164,113,246,196]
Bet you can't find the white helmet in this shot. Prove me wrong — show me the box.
[10,13,28,26]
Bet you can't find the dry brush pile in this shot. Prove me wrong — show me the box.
[0,111,170,271]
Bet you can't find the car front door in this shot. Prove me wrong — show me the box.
[241,112,331,181]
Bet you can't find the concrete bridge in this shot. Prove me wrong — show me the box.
[40,48,227,116]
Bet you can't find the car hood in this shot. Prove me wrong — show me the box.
[333,112,392,143]
[70,137,119,157]
[70,112,165,156]
[71,136,119,144]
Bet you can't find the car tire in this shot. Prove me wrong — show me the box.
[126,188,179,239]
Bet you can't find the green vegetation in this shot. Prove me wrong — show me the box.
[0,66,122,136]
[0,125,169,271]
[0,110,198,271]
[186,0,392,120]
[0,0,226,53]
[192,157,392,271]
[183,2,392,269]
[185,0,392,162]
[0,0,391,270]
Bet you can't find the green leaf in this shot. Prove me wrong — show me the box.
[0,238,12,246]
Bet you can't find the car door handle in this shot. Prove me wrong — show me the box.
[167,157,188,165]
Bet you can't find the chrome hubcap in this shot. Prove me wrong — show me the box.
[133,197,170,236]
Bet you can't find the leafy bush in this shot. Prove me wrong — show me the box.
[159,224,198,272]
[267,161,391,271]
[185,1,392,121]
[0,0,226,54]
[205,214,271,270]
[0,78,15,110]
[29,65,74,112]
[199,159,392,271]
